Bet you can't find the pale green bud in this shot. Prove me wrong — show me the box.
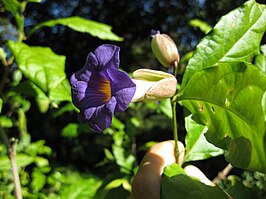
[132,69,177,102]
[151,30,179,68]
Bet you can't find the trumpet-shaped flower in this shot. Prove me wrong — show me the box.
[70,44,136,131]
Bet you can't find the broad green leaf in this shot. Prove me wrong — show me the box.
[161,164,229,199]
[184,115,224,162]
[182,0,266,86]
[30,16,123,41]
[2,0,21,15]
[7,41,71,103]
[189,19,212,34]
[177,62,266,172]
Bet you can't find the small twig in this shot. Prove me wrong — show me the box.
[212,163,233,184]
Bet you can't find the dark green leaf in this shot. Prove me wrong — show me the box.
[178,62,266,172]
[184,115,224,162]
[7,41,71,103]
[182,0,266,86]
[161,164,229,199]
[30,16,123,41]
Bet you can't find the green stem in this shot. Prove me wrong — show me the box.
[171,60,179,163]
[171,98,179,163]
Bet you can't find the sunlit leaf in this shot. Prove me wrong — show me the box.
[182,0,266,86]
[31,169,46,192]
[189,19,212,34]
[184,115,224,162]
[0,115,13,128]
[61,123,79,138]
[0,154,34,170]
[2,0,21,15]
[30,16,123,41]
[255,44,266,75]
[0,98,2,113]
[178,62,266,172]
[161,164,229,199]
[7,41,71,103]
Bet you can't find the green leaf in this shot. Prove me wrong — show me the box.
[182,0,266,86]
[161,164,229,199]
[184,115,224,162]
[7,41,71,103]
[177,62,266,172]
[255,45,266,75]
[0,115,13,128]
[0,98,2,113]
[226,177,261,199]
[31,169,46,192]
[0,154,34,170]
[2,0,21,15]
[189,19,212,34]
[30,16,123,41]
[13,81,50,113]
[61,123,79,138]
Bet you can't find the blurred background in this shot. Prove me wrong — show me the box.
[1,0,265,198]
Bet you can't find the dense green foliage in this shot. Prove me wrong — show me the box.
[0,0,265,198]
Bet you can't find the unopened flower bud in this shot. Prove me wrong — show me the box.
[151,30,180,68]
[131,69,177,102]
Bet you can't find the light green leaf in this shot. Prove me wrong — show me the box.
[2,0,21,15]
[184,115,224,162]
[30,16,123,41]
[182,0,266,86]
[255,45,266,75]
[61,123,79,138]
[0,115,13,128]
[189,19,212,34]
[31,169,46,192]
[161,164,229,199]
[177,62,266,172]
[7,41,71,103]
[0,98,2,113]
[0,154,34,170]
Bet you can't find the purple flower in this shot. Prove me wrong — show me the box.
[70,44,136,131]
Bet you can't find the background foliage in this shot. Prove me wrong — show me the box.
[0,0,265,198]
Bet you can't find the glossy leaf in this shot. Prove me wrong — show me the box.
[177,62,266,172]
[161,164,229,199]
[182,0,266,86]
[7,41,71,103]
[30,16,123,41]
[184,115,224,162]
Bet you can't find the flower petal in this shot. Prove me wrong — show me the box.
[77,107,96,122]
[106,69,136,111]
[94,45,120,71]
[88,96,117,131]
[84,52,99,70]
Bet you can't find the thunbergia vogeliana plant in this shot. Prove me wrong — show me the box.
[70,44,136,131]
